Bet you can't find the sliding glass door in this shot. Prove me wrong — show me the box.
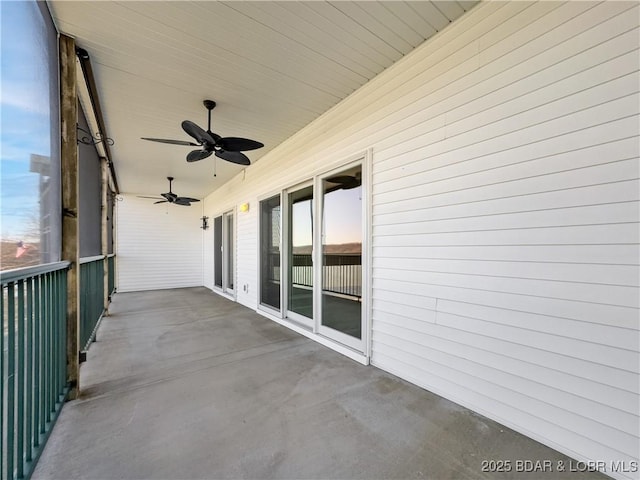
[223,211,234,294]
[214,215,222,288]
[286,184,314,327]
[259,159,365,353]
[260,195,281,311]
[214,211,234,295]
[318,165,363,349]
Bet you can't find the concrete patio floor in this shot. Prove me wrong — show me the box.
[33,287,605,480]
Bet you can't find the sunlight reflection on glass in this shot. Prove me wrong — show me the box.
[321,166,362,339]
[1,1,61,269]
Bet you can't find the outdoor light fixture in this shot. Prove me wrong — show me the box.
[239,203,250,213]
[201,216,209,230]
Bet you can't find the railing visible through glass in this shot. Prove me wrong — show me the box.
[289,254,362,299]
[1,262,70,480]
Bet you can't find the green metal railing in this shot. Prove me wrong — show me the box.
[79,256,105,352]
[107,254,115,298]
[1,261,70,480]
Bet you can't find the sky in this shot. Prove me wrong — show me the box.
[291,185,362,247]
[0,1,53,241]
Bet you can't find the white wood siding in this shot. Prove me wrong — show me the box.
[202,2,639,475]
[235,205,258,309]
[116,195,204,292]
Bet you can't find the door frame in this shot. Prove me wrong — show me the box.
[213,209,236,298]
[255,150,371,362]
[257,190,283,317]
[213,214,223,289]
[314,156,368,352]
[222,209,235,296]
[283,180,315,329]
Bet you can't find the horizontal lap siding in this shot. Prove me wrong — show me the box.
[116,196,204,292]
[236,205,258,309]
[201,1,639,475]
[370,1,639,476]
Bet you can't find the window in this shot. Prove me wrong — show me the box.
[0,1,61,270]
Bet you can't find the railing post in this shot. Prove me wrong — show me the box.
[17,280,25,479]
[1,284,4,478]
[60,33,80,399]
[7,283,16,479]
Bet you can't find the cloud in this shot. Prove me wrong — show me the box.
[1,2,54,116]
[0,80,51,116]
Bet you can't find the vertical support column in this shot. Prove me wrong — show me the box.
[101,157,109,315]
[60,34,80,400]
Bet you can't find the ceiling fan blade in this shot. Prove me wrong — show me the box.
[215,149,250,166]
[174,198,192,206]
[137,195,164,199]
[162,192,177,201]
[141,137,199,146]
[182,120,215,146]
[217,137,264,152]
[206,130,222,143]
[154,200,168,204]
[177,197,200,203]
[187,149,213,162]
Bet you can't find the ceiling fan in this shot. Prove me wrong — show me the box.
[138,177,200,206]
[141,100,263,166]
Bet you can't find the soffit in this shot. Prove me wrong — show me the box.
[48,1,477,198]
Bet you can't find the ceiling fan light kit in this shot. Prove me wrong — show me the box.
[142,99,264,166]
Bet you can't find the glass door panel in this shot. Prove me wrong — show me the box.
[320,166,362,343]
[287,185,313,325]
[260,195,281,311]
[214,215,222,288]
[223,211,234,293]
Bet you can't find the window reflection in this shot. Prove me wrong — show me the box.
[225,213,234,291]
[321,166,362,339]
[260,195,281,310]
[0,1,61,270]
[288,186,313,319]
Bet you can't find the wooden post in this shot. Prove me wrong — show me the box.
[60,34,80,400]
[101,157,109,315]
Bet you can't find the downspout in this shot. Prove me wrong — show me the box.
[75,47,120,194]
[75,46,118,317]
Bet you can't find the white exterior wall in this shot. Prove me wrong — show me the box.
[202,1,639,476]
[116,195,204,292]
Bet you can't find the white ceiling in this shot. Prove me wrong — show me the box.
[48,1,477,199]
